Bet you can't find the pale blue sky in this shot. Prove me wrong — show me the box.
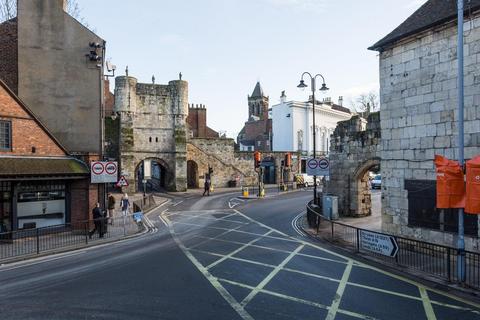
[80,0,427,138]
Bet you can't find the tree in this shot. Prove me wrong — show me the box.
[352,91,379,116]
[1,0,85,23]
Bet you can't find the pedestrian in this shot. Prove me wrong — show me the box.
[107,192,115,224]
[203,178,211,196]
[89,203,104,239]
[120,193,130,216]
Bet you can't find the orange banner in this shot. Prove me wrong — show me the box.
[434,155,465,209]
[465,155,480,214]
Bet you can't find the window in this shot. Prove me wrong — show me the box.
[405,179,478,236]
[155,137,158,143]
[149,137,152,143]
[0,121,11,150]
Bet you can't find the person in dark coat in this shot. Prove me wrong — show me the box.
[89,203,104,239]
[107,193,115,225]
[203,179,211,196]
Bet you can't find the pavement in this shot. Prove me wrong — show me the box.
[0,189,479,319]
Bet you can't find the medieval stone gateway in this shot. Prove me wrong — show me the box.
[326,112,381,217]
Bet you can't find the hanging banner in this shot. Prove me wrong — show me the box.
[466,155,480,214]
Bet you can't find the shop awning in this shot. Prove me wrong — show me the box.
[0,157,89,179]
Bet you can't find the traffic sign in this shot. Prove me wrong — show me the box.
[116,176,129,187]
[359,230,398,257]
[306,158,330,176]
[91,161,118,183]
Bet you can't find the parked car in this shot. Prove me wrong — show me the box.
[371,175,381,189]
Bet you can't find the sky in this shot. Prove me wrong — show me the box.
[79,0,428,138]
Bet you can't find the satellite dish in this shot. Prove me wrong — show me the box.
[106,60,116,72]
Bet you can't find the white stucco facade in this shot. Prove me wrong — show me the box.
[272,97,352,154]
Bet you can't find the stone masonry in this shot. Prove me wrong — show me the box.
[326,113,381,217]
[372,9,480,250]
[115,76,188,192]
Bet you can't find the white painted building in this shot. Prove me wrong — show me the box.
[272,93,352,155]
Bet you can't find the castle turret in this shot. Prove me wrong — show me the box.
[114,76,138,114]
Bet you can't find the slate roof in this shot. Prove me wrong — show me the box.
[251,82,265,98]
[369,0,480,51]
[0,158,89,177]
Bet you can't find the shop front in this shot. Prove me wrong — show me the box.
[0,158,89,233]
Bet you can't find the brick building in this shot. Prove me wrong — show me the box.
[0,0,106,220]
[369,0,480,249]
[187,104,219,138]
[0,80,90,232]
[237,82,272,151]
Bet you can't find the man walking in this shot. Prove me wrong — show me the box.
[203,178,211,196]
[89,203,104,239]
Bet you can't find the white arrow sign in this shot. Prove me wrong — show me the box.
[359,230,398,257]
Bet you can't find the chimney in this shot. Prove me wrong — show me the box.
[338,96,343,106]
[280,90,286,103]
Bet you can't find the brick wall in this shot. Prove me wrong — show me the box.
[0,83,65,156]
[187,104,219,138]
[0,18,18,94]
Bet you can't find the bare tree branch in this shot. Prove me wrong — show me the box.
[352,91,379,116]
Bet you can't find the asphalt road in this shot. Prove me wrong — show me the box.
[0,189,479,320]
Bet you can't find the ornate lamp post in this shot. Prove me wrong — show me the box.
[297,72,329,204]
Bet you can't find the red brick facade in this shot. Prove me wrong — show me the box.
[187,104,219,138]
[0,82,65,156]
[104,79,114,117]
[0,18,18,94]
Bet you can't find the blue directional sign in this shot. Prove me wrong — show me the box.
[132,211,144,223]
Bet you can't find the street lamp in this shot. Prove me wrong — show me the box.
[297,72,329,204]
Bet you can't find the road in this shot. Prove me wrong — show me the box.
[0,189,479,319]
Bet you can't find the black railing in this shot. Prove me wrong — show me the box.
[305,201,480,290]
[0,214,146,263]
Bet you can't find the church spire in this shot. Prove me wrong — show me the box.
[251,81,264,98]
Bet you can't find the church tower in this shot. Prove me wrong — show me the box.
[248,82,269,120]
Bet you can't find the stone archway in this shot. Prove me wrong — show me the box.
[352,158,381,217]
[135,158,172,193]
[187,160,199,189]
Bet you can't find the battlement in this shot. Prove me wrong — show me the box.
[188,103,206,109]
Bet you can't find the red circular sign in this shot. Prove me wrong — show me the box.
[307,159,318,169]
[92,162,104,175]
[105,162,117,175]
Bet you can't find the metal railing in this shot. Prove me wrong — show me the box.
[0,214,146,262]
[306,202,480,290]
[133,194,156,213]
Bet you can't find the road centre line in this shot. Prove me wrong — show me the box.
[326,260,354,320]
[206,230,273,270]
[240,244,305,307]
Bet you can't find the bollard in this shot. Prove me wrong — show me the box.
[242,187,249,197]
[260,188,265,198]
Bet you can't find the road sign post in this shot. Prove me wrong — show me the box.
[359,230,399,257]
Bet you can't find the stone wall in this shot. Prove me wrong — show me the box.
[378,15,480,249]
[115,76,188,192]
[326,113,381,217]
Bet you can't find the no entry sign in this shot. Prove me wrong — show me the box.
[306,158,330,176]
[91,161,118,183]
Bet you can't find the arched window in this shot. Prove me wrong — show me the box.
[149,137,152,143]
[155,137,158,143]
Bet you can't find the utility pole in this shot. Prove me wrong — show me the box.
[456,0,466,282]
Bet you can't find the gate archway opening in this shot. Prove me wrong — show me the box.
[135,159,169,193]
[352,158,381,218]
[187,160,199,189]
